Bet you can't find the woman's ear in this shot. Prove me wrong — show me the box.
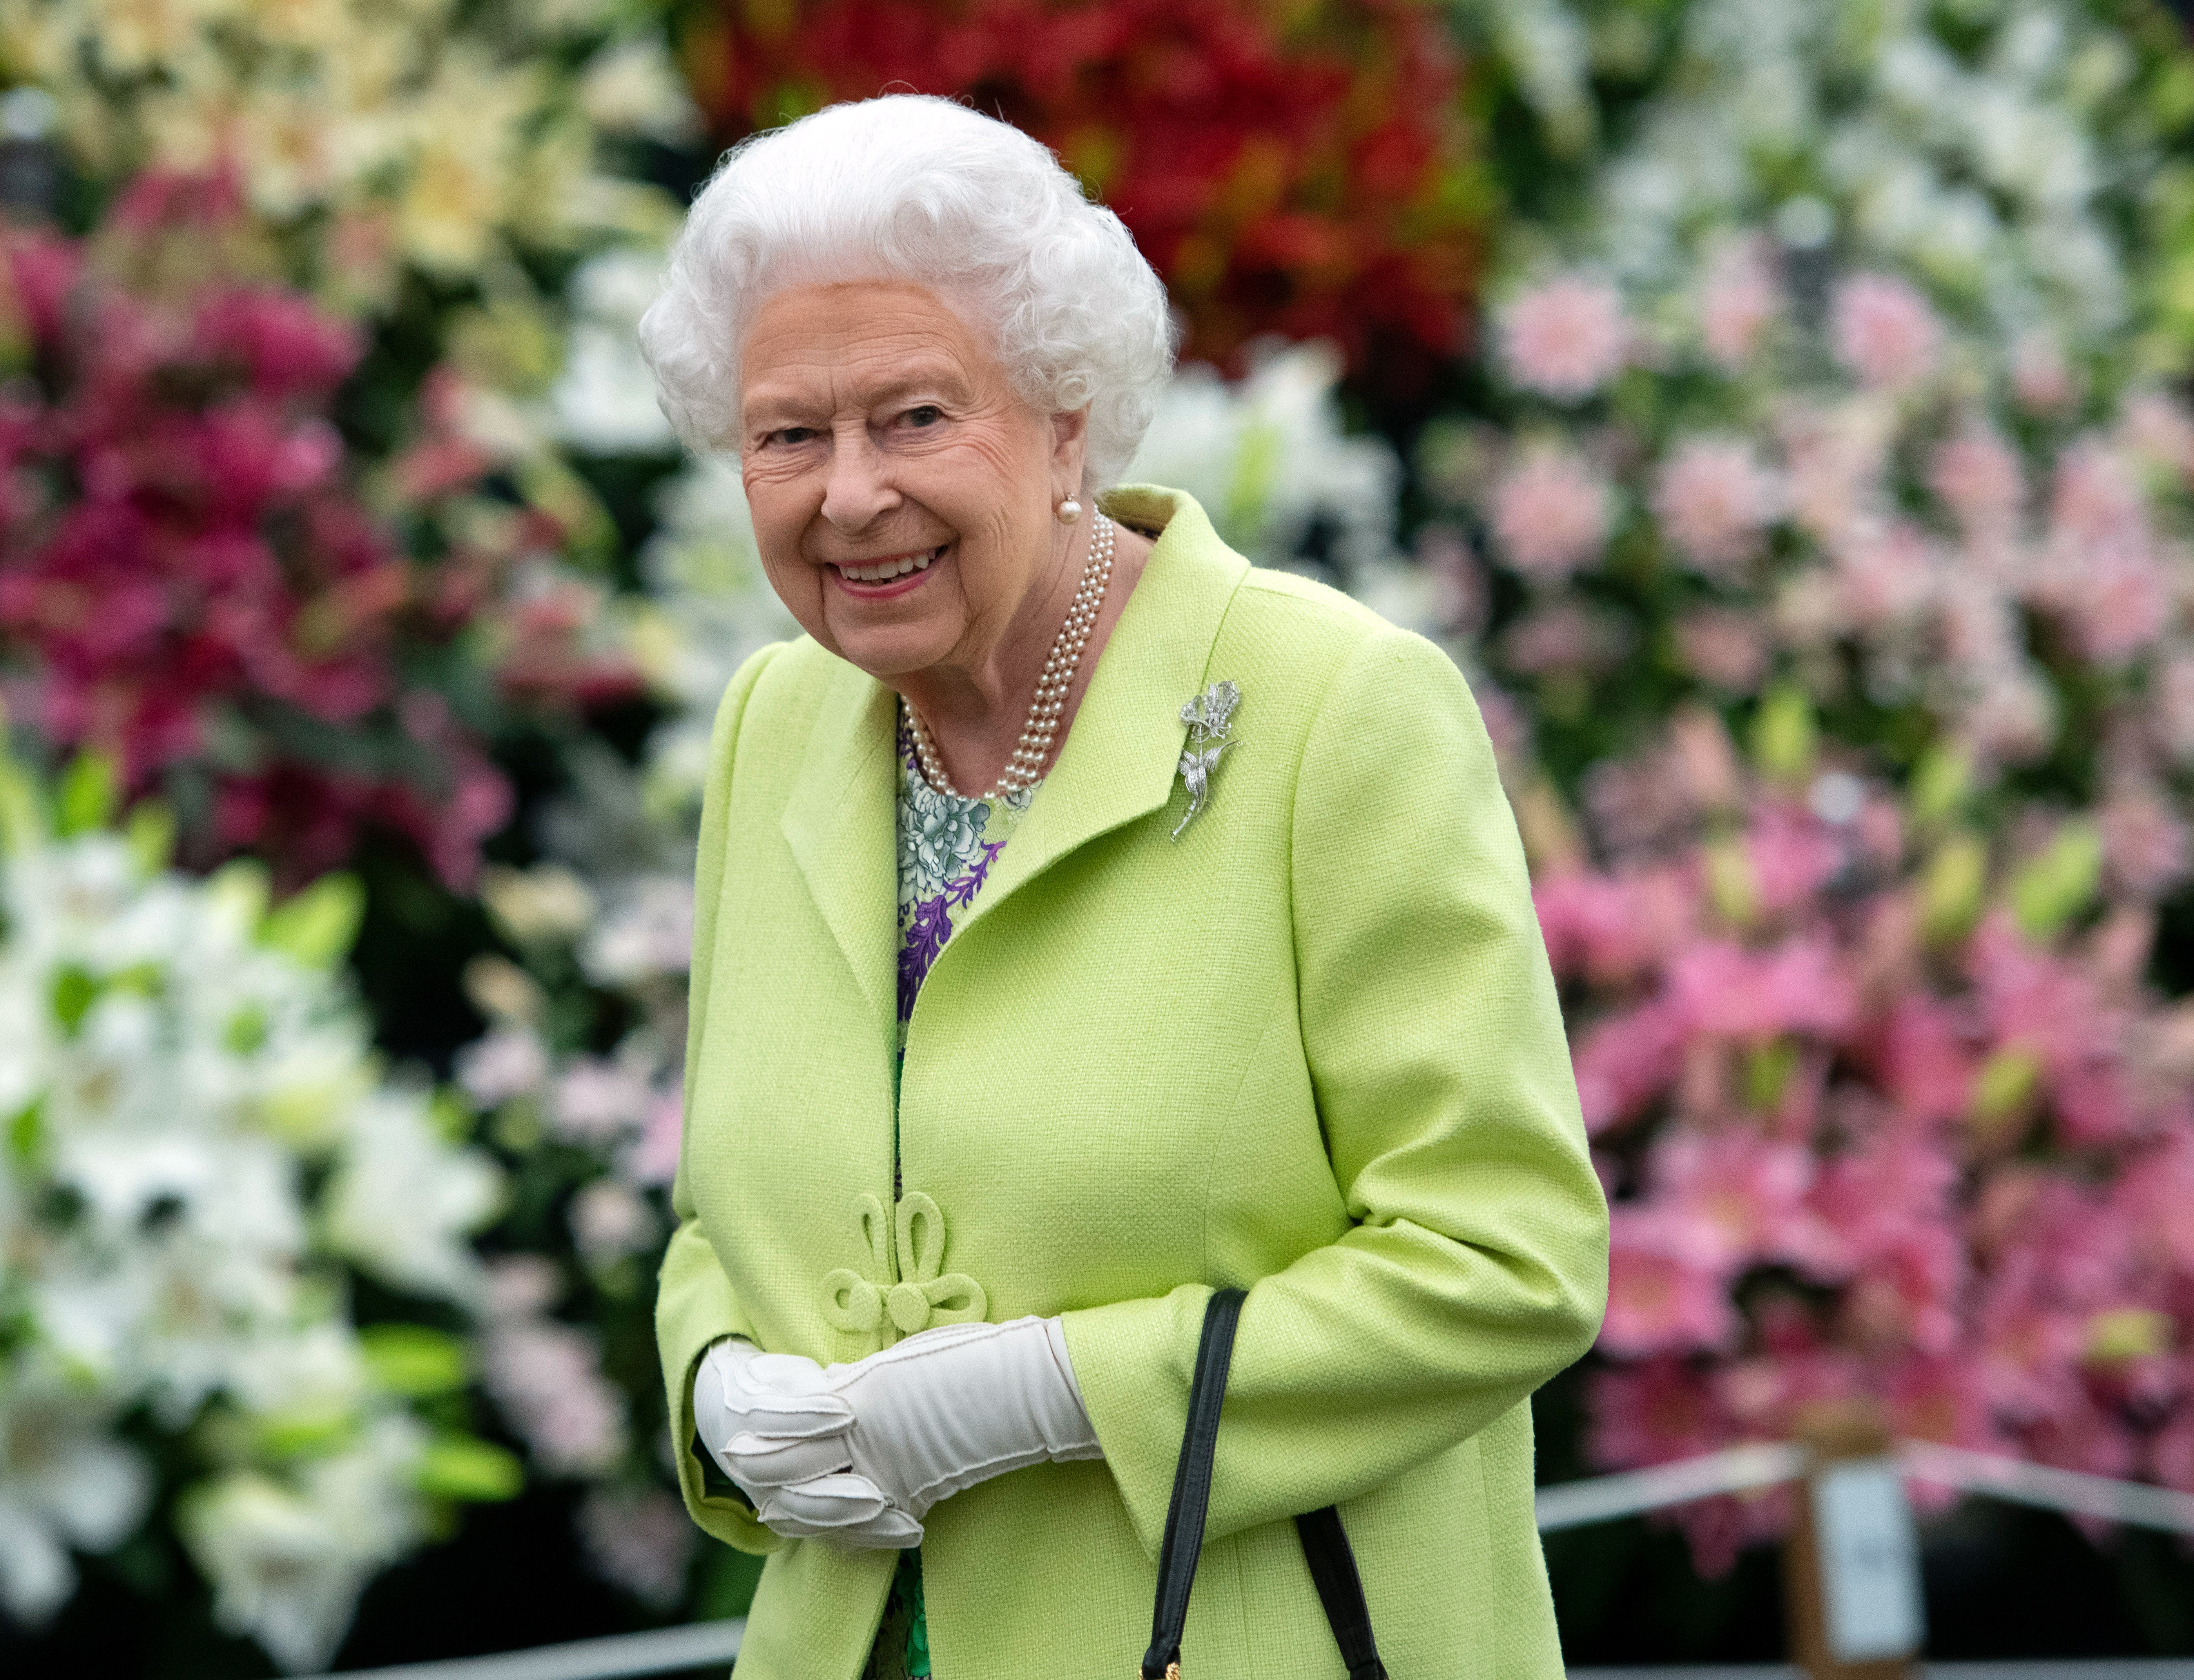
[1050,404,1092,491]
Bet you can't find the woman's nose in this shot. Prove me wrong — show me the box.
[820,429,900,533]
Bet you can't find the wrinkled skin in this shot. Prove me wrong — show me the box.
[738,280,1151,793]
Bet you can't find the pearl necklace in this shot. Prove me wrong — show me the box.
[905,515,1116,801]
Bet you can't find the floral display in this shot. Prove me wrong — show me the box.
[0,0,693,314]
[11,0,2194,1659]
[0,179,524,888]
[1431,0,2194,808]
[0,750,505,1669]
[681,0,1486,368]
[1534,707,2194,1571]
[1445,257,2194,841]
[1419,0,2194,1593]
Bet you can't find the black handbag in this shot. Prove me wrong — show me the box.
[1140,1289,1390,1680]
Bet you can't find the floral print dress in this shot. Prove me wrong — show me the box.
[865,707,1040,1680]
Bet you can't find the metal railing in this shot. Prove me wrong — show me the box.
[303,1443,2194,1680]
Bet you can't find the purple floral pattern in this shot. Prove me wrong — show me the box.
[895,715,1034,1027]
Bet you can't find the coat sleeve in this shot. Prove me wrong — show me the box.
[1061,624,1608,1555]
[658,642,787,1555]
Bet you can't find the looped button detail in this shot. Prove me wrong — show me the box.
[818,1189,988,1349]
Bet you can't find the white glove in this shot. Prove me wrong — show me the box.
[692,1339,923,1548]
[823,1315,1103,1521]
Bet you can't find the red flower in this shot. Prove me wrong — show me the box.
[688,0,1483,368]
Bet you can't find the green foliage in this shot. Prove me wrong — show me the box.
[2010,822,2106,939]
[55,754,118,836]
[359,1326,473,1399]
[261,875,368,969]
[1748,687,1817,788]
[416,1434,525,1503]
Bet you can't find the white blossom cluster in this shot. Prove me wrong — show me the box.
[1459,0,2165,364]
[0,806,501,1670]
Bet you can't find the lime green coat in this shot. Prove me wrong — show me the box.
[658,487,1608,1679]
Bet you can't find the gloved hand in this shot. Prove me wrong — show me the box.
[823,1315,1103,1521]
[692,1338,922,1548]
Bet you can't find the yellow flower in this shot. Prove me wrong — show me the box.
[398,138,505,273]
[502,113,591,248]
[324,17,418,118]
[136,80,233,176]
[393,53,539,274]
[0,5,80,84]
[237,87,341,218]
[226,0,350,52]
[2084,1307,2172,1366]
[79,0,211,74]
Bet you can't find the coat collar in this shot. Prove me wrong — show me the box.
[778,487,1248,1030]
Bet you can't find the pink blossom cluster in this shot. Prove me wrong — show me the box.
[0,174,515,886]
[1830,274,1942,392]
[1498,275,1629,401]
[1490,446,1614,579]
[1537,767,2194,1574]
[1466,231,2194,810]
[481,1258,632,1479]
[1652,438,1782,577]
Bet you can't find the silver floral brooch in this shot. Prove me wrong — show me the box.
[1172,680,1240,839]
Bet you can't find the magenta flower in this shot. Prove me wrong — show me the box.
[1873,997,1976,1125]
[1668,935,1855,1042]
[1831,518,1938,629]
[627,1092,686,1189]
[1551,755,2194,1560]
[1572,999,1686,1134]
[1647,1127,1837,1274]
[549,1060,656,1146]
[1778,399,1894,553]
[1674,608,1769,690]
[2100,783,2193,901]
[2011,332,2079,414]
[1536,866,1692,987]
[1743,803,1844,914]
[1589,1358,1734,1470]
[1602,1205,1740,1356]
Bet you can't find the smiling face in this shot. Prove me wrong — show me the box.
[736,279,1086,686]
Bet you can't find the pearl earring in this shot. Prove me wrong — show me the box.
[1055,496,1083,524]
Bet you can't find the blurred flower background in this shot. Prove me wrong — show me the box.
[5,0,2194,1671]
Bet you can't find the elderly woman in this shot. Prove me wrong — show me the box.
[641,95,1607,1680]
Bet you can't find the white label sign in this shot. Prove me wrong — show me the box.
[1813,1457,1925,1661]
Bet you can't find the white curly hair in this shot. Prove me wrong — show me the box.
[638,95,1177,491]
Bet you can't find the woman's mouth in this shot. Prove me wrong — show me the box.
[830,544,946,595]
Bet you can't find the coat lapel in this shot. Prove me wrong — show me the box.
[779,659,900,1034]
[957,486,1248,935]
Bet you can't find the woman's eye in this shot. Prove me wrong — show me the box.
[902,406,944,428]
[772,426,816,445]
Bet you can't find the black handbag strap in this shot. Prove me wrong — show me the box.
[1139,1289,1389,1680]
[1294,1506,1387,1680]
[1142,1287,1242,1679]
